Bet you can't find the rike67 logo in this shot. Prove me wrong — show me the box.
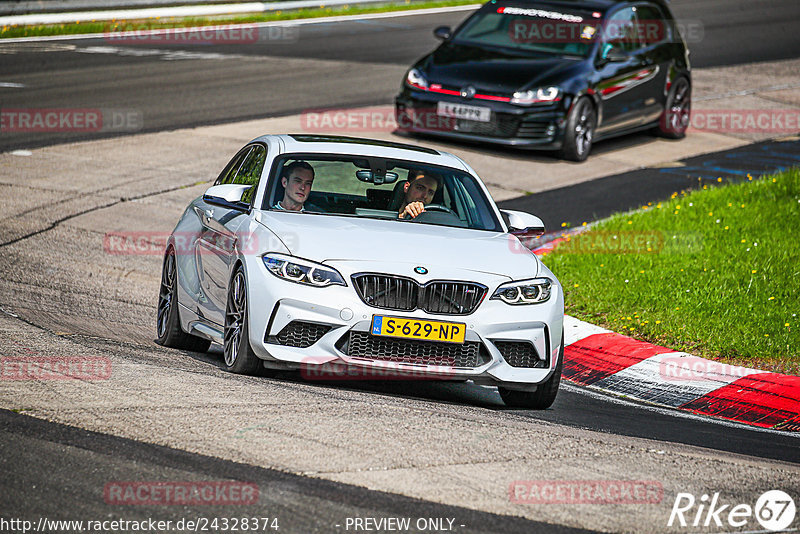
[668,490,796,531]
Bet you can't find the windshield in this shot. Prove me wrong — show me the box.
[453,3,601,57]
[263,154,502,232]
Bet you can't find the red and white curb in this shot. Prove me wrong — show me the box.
[561,312,800,432]
[527,236,799,432]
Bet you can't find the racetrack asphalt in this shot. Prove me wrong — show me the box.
[1,1,799,532]
[1,0,800,151]
[497,136,800,229]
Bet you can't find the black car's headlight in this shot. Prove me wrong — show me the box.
[491,278,552,304]
[405,68,429,90]
[262,253,345,287]
[510,87,561,106]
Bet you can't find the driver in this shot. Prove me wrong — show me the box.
[273,161,319,212]
[398,170,441,219]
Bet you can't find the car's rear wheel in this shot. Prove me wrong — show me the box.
[559,97,596,162]
[223,266,261,375]
[655,77,691,139]
[498,335,563,409]
[156,248,211,352]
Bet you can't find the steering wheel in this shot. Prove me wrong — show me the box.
[421,203,456,216]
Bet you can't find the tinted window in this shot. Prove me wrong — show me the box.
[453,3,599,57]
[603,7,640,53]
[233,145,266,204]
[216,147,251,186]
[635,4,669,46]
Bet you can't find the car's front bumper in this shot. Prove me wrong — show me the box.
[244,256,564,389]
[395,88,570,150]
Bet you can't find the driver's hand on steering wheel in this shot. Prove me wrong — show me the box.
[399,201,425,219]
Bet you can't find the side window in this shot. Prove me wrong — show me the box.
[233,145,267,205]
[215,147,252,186]
[603,7,640,53]
[636,4,668,46]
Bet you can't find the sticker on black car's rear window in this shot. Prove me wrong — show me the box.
[497,6,584,23]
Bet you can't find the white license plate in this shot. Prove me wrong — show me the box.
[436,102,491,122]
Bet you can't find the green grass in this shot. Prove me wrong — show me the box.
[545,168,800,375]
[0,0,478,39]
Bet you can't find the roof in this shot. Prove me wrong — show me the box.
[251,134,469,171]
[489,0,670,13]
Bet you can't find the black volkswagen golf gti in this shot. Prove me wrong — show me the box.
[395,0,691,161]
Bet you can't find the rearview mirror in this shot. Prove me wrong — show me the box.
[203,184,252,211]
[356,170,399,185]
[433,26,452,40]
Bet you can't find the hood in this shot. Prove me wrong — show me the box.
[255,211,540,281]
[421,43,581,93]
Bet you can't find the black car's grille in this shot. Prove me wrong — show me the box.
[453,116,518,138]
[516,117,553,140]
[269,321,331,348]
[493,340,548,368]
[341,331,489,368]
[352,274,486,315]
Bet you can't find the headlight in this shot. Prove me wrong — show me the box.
[510,87,561,106]
[405,68,429,90]
[262,253,345,287]
[491,278,552,304]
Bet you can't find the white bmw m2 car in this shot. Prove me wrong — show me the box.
[157,134,564,408]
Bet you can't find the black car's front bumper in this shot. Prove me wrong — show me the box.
[395,88,570,149]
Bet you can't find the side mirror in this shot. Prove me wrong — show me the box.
[600,44,628,63]
[433,26,452,40]
[502,209,546,237]
[203,184,252,211]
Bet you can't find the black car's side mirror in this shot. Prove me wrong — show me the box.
[433,26,452,40]
[601,45,628,63]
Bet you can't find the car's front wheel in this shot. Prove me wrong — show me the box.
[559,97,596,162]
[223,266,261,375]
[498,335,563,409]
[655,76,691,139]
[156,248,211,352]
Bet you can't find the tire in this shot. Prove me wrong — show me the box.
[655,77,691,139]
[498,334,564,409]
[559,97,596,162]
[156,248,211,353]
[223,266,261,375]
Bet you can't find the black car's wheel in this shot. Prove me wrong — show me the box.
[223,266,261,375]
[498,334,564,409]
[559,97,596,162]
[156,248,211,352]
[655,77,691,139]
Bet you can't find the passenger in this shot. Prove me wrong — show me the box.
[273,161,318,212]
[398,170,441,219]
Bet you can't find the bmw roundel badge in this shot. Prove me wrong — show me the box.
[414,266,428,275]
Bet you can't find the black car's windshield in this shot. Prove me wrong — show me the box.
[263,154,503,232]
[453,3,601,56]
